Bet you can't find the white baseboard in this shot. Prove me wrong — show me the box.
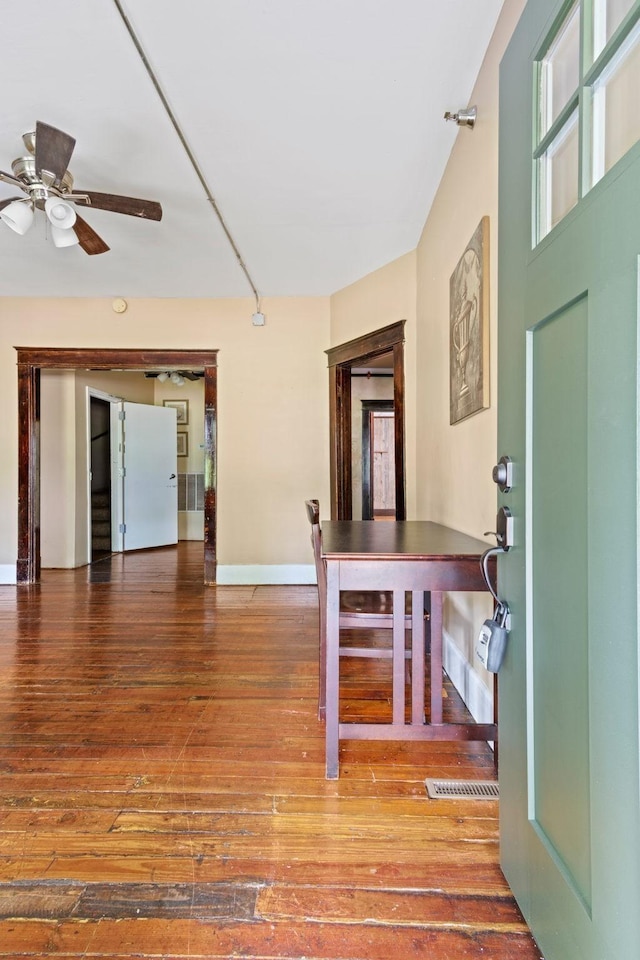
[442,629,493,725]
[0,563,316,587]
[0,565,17,585]
[216,564,316,585]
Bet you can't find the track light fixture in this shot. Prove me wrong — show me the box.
[444,105,477,128]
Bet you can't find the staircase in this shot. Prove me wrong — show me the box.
[91,490,112,557]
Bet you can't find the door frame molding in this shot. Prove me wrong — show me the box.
[325,321,406,520]
[15,347,218,585]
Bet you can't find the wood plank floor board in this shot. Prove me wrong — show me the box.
[256,884,530,928]
[0,543,543,959]
[0,855,516,892]
[0,917,541,959]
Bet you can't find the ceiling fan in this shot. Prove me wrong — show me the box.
[0,121,162,255]
[145,371,203,385]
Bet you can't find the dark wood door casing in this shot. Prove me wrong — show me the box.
[15,347,218,585]
[326,321,406,521]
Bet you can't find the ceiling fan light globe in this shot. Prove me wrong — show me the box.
[0,199,34,235]
[156,372,170,383]
[51,225,79,248]
[44,197,76,229]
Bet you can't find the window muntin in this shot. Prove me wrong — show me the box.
[534,1,640,245]
[538,111,580,239]
[592,0,636,60]
[590,18,640,184]
[540,4,581,137]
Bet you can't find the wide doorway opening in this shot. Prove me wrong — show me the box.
[16,347,218,585]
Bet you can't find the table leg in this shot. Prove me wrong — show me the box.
[430,591,443,725]
[411,591,425,725]
[325,560,341,779]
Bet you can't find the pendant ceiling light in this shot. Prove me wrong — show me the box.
[44,197,77,230]
[0,199,34,235]
[0,193,80,247]
[51,225,79,248]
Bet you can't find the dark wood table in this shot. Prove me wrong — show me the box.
[321,520,497,778]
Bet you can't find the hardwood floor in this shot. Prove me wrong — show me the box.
[0,543,542,959]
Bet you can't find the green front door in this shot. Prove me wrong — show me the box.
[498,1,640,958]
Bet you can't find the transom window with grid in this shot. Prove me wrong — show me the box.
[535,0,640,243]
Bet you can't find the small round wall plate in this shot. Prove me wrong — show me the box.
[112,298,127,314]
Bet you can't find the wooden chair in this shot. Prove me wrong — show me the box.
[305,499,425,720]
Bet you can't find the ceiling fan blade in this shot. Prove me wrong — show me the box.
[80,190,163,221]
[0,170,25,189]
[0,196,25,211]
[73,215,110,256]
[35,122,76,185]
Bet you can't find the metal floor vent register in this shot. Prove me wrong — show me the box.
[178,473,204,512]
[425,778,499,800]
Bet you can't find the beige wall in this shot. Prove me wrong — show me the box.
[41,370,77,568]
[0,296,330,581]
[414,0,525,706]
[329,251,417,517]
[327,1,525,718]
[416,0,525,536]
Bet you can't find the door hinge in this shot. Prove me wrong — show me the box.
[119,523,126,534]
[119,410,126,421]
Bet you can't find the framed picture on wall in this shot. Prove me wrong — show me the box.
[449,216,490,424]
[176,431,189,457]
[163,398,189,424]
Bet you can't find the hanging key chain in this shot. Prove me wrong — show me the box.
[476,546,511,673]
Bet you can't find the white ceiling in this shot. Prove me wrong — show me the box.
[0,0,504,299]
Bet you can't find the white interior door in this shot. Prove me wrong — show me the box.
[121,402,178,551]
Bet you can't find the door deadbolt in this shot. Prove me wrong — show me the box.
[492,456,513,493]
